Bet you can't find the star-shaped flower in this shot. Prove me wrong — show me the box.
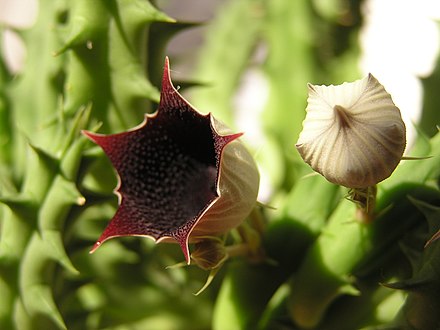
[83,58,259,263]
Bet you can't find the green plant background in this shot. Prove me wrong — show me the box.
[0,0,439,329]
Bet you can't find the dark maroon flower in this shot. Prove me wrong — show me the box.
[83,58,259,263]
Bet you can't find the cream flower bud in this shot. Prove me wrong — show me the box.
[296,74,406,188]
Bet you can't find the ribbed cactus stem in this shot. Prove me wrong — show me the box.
[0,1,189,328]
[387,198,440,329]
[20,233,68,329]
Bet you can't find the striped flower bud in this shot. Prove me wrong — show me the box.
[296,74,406,189]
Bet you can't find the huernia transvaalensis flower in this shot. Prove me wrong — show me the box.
[296,74,406,189]
[83,57,260,263]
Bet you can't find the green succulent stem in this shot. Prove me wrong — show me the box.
[348,185,377,223]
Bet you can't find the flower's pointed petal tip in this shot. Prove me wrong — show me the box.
[222,132,243,144]
[231,132,244,139]
[81,129,94,139]
[164,55,170,69]
[161,56,179,99]
[212,132,244,155]
[176,236,191,265]
[81,130,104,144]
[89,240,102,254]
[182,246,191,265]
[163,56,172,85]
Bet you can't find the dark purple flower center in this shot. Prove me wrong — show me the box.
[84,58,240,262]
[108,107,219,239]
